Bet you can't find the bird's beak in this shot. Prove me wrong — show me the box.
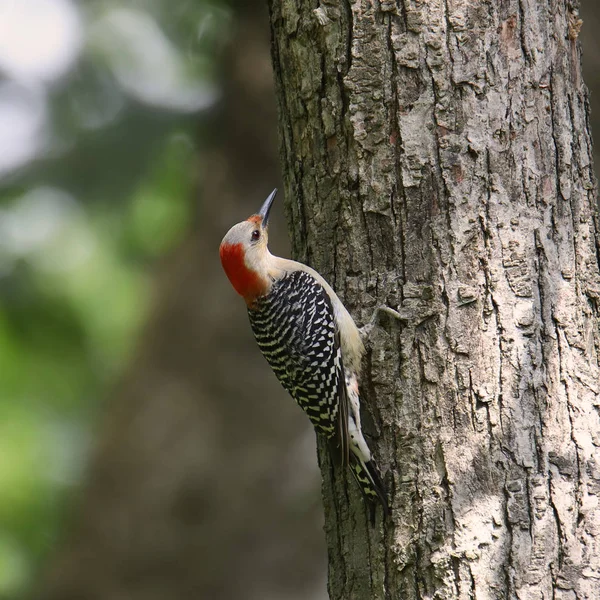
[258,188,277,228]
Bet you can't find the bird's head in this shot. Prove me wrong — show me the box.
[219,189,277,303]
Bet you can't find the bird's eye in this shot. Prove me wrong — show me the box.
[251,230,260,241]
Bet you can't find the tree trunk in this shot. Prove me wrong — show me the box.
[268,0,600,598]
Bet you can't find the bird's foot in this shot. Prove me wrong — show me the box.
[359,305,406,341]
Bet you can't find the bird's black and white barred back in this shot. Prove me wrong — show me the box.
[248,269,388,518]
[248,270,341,436]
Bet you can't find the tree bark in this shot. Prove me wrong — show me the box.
[268,0,600,598]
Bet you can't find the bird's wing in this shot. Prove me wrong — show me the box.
[248,270,350,465]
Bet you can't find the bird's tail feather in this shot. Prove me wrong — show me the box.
[349,453,389,524]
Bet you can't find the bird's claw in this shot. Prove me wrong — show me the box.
[359,305,405,341]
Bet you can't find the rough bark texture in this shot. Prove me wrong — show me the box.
[269,0,600,598]
[38,5,328,600]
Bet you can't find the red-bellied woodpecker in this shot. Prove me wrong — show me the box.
[219,189,388,520]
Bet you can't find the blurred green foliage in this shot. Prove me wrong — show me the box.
[0,0,229,595]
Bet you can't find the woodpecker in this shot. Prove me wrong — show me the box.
[219,189,388,520]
